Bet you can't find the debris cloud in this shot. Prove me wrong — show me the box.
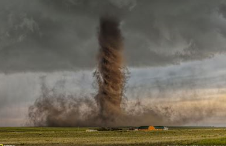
[28,79,221,127]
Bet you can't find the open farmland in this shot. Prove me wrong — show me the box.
[0,127,226,146]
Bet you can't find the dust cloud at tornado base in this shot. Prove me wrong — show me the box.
[28,76,223,127]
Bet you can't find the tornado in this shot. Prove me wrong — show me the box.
[94,16,125,124]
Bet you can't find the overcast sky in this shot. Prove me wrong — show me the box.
[0,0,226,126]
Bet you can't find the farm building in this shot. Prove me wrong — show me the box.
[138,126,168,131]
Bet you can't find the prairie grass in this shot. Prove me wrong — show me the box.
[0,127,225,146]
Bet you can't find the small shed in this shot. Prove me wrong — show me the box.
[138,126,168,131]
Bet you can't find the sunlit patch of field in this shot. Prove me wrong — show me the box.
[0,127,225,146]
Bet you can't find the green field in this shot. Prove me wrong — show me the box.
[0,127,226,146]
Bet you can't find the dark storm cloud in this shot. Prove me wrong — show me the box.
[0,0,226,72]
[123,0,226,66]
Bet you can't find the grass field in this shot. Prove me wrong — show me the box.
[0,127,226,146]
